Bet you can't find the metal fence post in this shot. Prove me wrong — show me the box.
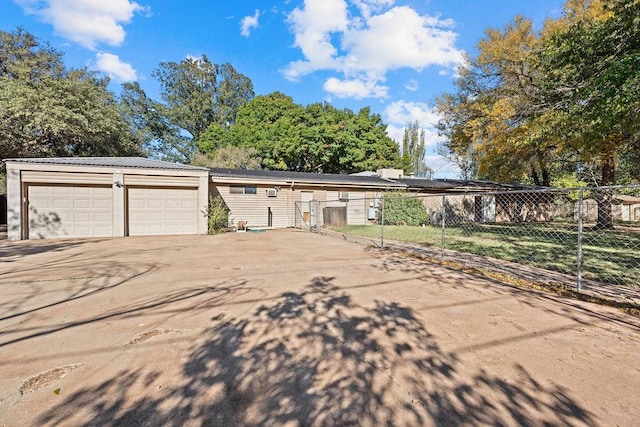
[577,187,584,292]
[380,194,385,248]
[308,200,312,232]
[316,200,321,234]
[441,194,446,261]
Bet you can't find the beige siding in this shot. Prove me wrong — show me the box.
[125,174,200,187]
[346,191,367,224]
[322,190,367,224]
[217,185,290,228]
[21,171,112,185]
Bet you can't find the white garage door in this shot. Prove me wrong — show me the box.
[28,185,113,239]
[127,187,198,236]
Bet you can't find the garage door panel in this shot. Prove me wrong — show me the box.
[94,212,111,222]
[127,187,198,236]
[74,199,90,208]
[53,199,70,209]
[28,185,113,239]
[74,212,90,222]
[94,199,110,209]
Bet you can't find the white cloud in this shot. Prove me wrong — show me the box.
[404,79,419,91]
[385,100,441,127]
[15,0,147,49]
[424,155,461,178]
[94,52,137,82]
[323,75,388,99]
[341,6,462,73]
[284,0,349,81]
[240,9,260,37]
[284,0,463,99]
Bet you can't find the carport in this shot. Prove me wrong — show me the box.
[3,157,209,240]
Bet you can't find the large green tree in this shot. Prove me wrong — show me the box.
[197,92,401,174]
[0,28,142,162]
[122,55,254,163]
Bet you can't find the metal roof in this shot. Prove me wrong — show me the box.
[396,178,457,189]
[398,178,540,191]
[209,168,406,187]
[3,157,208,171]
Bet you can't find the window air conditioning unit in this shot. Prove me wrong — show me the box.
[339,191,349,202]
[266,188,278,197]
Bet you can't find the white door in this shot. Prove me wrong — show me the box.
[482,195,496,223]
[28,185,113,239]
[127,187,198,236]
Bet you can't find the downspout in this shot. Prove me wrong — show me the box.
[289,181,295,227]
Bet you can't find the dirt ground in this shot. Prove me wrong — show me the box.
[0,229,639,426]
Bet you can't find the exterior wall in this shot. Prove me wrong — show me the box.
[6,164,22,240]
[323,190,368,225]
[213,182,385,229]
[420,192,556,225]
[5,161,208,240]
[495,193,554,222]
[216,184,291,229]
[578,199,624,223]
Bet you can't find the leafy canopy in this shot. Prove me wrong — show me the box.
[0,28,142,162]
[197,92,401,174]
[121,56,254,163]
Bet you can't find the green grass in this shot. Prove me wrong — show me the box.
[331,223,640,287]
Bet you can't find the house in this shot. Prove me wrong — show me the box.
[4,157,209,240]
[210,168,548,229]
[208,168,406,229]
[3,156,552,241]
[578,194,640,223]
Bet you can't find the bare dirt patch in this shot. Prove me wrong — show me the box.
[128,329,177,345]
[19,363,83,395]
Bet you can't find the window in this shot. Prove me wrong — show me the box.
[230,186,257,195]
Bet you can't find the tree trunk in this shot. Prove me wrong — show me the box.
[596,153,615,229]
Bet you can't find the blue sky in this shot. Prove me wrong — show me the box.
[2,0,565,177]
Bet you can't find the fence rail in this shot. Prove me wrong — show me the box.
[296,186,640,303]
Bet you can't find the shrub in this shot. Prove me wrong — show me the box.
[379,192,430,226]
[208,195,230,234]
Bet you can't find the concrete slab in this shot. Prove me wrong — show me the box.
[0,229,638,426]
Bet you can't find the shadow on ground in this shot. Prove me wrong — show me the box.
[37,277,594,426]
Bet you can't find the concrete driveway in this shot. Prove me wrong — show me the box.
[1,229,639,426]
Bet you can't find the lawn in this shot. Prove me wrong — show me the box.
[331,222,640,287]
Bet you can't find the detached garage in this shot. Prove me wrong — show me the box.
[4,157,209,240]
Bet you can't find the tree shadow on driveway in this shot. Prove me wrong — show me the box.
[37,277,595,426]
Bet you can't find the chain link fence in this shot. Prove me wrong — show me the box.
[296,186,640,303]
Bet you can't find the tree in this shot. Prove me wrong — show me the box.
[436,16,556,186]
[537,0,639,227]
[0,28,142,162]
[191,146,261,169]
[124,56,254,163]
[436,0,639,227]
[401,121,432,177]
[198,92,401,174]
